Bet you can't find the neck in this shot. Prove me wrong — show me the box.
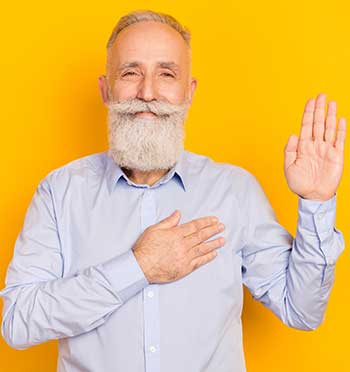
[122,167,170,186]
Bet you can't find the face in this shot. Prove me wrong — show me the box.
[98,20,197,172]
[100,20,197,105]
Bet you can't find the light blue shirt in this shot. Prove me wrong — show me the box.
[0,148,344,372]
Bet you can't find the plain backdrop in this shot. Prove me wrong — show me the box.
[0,1,349,371]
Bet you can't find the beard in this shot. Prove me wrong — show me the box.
[107,97,191,172]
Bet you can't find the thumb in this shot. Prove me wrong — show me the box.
[156,210,181,229]
[284,134,298,169]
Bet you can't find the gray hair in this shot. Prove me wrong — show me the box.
[106,9,191,50]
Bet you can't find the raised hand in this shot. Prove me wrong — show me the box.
[284,93,346,201]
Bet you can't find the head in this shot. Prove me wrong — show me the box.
[98,10,197,172]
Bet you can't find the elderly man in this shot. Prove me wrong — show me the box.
[0,9,346,372]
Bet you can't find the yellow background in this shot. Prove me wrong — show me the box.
[1,1,349,371]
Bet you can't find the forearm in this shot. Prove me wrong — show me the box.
[267,236,341,329]
[0,249,149,349]
[257,195,344,330]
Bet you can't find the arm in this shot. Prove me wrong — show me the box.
[0,178,149,350]
[240,172,344,330]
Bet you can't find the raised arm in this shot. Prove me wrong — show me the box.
[240,172,344,330]
[241,93,346,329]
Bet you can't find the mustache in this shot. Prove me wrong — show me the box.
[107,98,190,117]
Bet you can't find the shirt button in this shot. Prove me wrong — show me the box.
[317,212,325,220]
[149,345,157,353]
[147,291,154,298]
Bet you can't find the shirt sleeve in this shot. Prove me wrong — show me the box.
[0,178,149,350]
[240,172,344,330]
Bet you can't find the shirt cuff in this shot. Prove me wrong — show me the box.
[297,194,337,237]
[100,249,149,303]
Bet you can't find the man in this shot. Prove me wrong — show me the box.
[0,9,346,372]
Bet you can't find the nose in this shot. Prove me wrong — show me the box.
[136,73,158,102]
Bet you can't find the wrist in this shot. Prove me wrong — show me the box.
[297,192,336,202]
[133,249,154,284]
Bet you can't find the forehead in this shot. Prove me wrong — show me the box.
[109,20,190,68]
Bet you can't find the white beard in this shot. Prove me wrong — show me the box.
[107,98,191,172]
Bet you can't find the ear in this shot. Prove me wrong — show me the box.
[98,75,109,106]
[188,77,197,104]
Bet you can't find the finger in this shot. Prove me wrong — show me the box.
[154,210,181,230]
[299,98,315,140]
[313,93,327,141]
[190,237,225,259]
[185,223,224,247]
[325,100,337,144]
[190,250,218,271]
[176,216,218,236]
[335,117,346,151]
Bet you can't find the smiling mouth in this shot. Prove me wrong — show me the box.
[135,111,157,118]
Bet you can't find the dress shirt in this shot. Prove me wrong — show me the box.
[0,148,344,372]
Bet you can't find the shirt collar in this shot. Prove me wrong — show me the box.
[105,148,188,193]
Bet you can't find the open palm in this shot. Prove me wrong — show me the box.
[284,93,346,202]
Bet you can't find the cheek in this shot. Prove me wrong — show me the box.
[112,81,138,101]
[157,82,187,104]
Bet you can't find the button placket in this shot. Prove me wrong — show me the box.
[141,189,161,371]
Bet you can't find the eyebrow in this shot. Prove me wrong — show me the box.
[118,61,180,71]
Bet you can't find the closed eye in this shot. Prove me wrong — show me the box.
[122,71,137,76]
[162,72,175,78]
